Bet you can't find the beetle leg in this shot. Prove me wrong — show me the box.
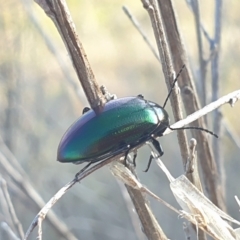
[123,146,130,166]
[75,161,92,179]
[143,155,154,172]
[133,150,137,167]
[151,138,164,156]
[143,139,163,172]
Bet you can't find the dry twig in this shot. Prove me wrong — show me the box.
[0,150,77,240]
[0,177,24,240]
[0,222,20,240]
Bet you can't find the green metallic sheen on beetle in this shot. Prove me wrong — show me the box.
[57,96,169,164]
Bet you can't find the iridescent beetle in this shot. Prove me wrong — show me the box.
[57,66,217,172]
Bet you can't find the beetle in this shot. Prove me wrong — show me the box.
[57,66,217,173]
[57,96,169,169]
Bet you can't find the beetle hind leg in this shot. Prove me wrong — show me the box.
[75,162,92,179]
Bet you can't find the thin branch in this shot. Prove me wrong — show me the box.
[37,218,42,240]
[186,0,218,70]
[0,177,24,240]
[164,89,240,134]
[186,0,207,107]
[200,23,214,44]
[212,0,222,103]
[0,185,12,227]
[26,157,178,240]
[34,0,105,112]
[0,222,21,240]
[0,149,77,240]
[24,156,120,240]
[185,138,203,192]
[122,5,159,61]
[211,0,224,198]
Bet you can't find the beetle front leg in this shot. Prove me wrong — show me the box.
[143,139,163,172]
[75,161,92,179]
[151,138,164,157]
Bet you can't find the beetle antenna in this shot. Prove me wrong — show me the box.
[168,125,218,138]
[162,64,186,109]
[162,65,218,138]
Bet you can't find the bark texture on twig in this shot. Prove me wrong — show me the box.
[125,185,168,240]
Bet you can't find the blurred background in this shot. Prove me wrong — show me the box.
[0,0,240,239]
